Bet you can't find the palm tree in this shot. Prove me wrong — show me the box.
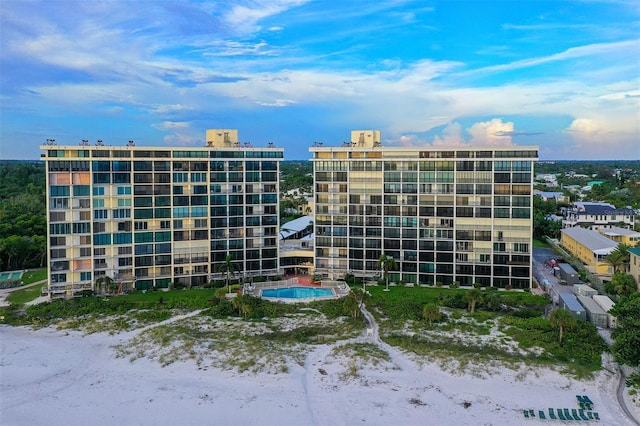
[605,249,627,274]
[94,275,114,296]
[549,308,576,343]
[613,244,631,273]
[465,289,483,314]
[611,272,637,297]
[422,303,442,327]
[377,254,398,292]
[232,294,253,319]
[217,253,238,295]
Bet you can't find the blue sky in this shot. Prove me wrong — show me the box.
[1,0,639,160]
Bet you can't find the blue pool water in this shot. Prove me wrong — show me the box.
[261,286,335,299]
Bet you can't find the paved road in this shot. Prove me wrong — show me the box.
[532,247,574,306]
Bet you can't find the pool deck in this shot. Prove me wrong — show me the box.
[243,275,350,302]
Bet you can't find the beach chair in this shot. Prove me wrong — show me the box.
[578,409,588,421]
[571,408,579,420]
[557,409,566,421]
[594,412,600,421]
[548,408,557,420]
[539,410,546,420]
[524,410,529,418]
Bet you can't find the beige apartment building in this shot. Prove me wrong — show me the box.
[310,131,538,289]
[41,130,283,298]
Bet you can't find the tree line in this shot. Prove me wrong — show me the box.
[0,161,47,272]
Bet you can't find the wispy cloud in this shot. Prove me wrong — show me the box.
[1,0,638,160]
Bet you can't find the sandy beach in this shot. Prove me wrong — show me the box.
[1,318,638,426]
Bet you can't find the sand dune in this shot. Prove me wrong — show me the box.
[1,320,638,426]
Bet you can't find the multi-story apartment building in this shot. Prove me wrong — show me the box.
[41,129,283,299]
[310,131,538,289]
[563,202,636,230]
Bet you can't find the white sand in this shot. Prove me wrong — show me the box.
[1,323,637,426]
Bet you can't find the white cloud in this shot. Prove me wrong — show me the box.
[224,1,309,34]
[468,119,515,146]
[564,117,640,158]
[153,121,190,131]
[432,122,464,146]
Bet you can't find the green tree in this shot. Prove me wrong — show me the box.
[549,308,577,343]
[344,290,362,318]
[482,288,502,311]
[232,294,253,319]
[611,272,637,297]
[376,254,398,292]
[605,250,627,275]
[465,289,483,314]
[610,293,640,367]
[422,303,442,327]
[217,253,238,295]
[95,275,114,296]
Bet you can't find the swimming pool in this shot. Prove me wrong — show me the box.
[260,286,335,299]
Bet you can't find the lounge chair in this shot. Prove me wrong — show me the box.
[571,408,579,420]
[539,410,546,420]
[557,409,566,421]
[587,411,594,420]
[524,410,529,418]
[578,409,588,421]
[583,395,593,405]
[530,409,535,417]
[548,408,557,420]
[564,408,573,420]
[594,412,600,421]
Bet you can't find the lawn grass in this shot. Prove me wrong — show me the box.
[22,268,47,284]
[533,239,550,248]
[6,283,46,305]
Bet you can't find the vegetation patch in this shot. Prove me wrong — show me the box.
[114,310,362,373]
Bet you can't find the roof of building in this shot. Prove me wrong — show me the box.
[577,295,607,315]
[535,191,565,197]
[574,204,635,216]
[592,295,615,311]
[560,293,585,312]
[562,227,618,255]
[601,227,640,237]
[280,215,313,240]
[574,202,615,210]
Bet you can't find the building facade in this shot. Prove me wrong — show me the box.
[560,227,617,275]
[630,246,640,291]
[563,202,636,230]
[41,130,283,299]
[310,131,538,289]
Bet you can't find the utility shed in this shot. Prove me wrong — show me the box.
[573,284,597,298]
[557,263,579,285]
[559,294,587,321]
[593,295,617,328]
[577,296,608,328]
